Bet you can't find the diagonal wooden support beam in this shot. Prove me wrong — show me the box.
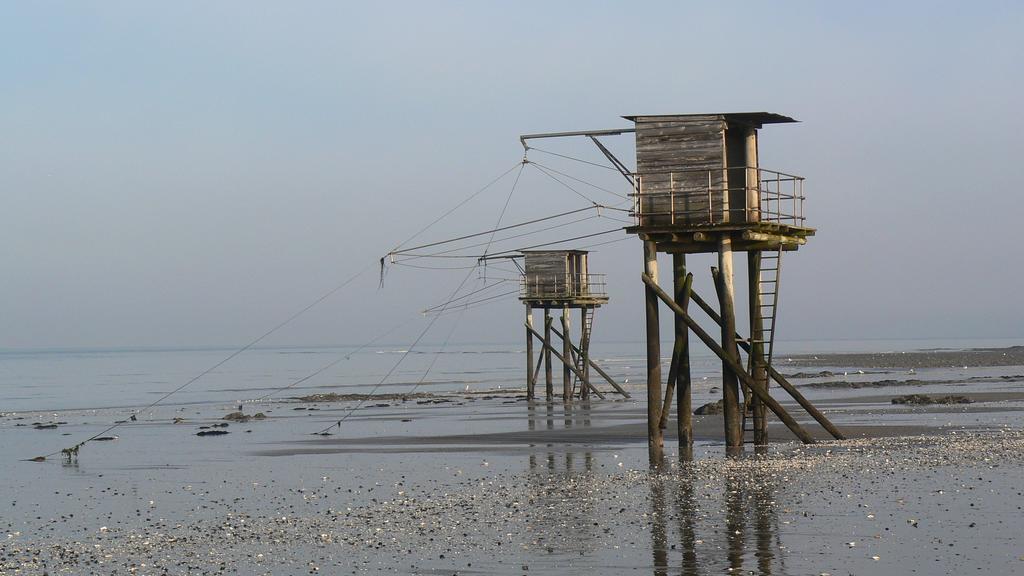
[641,272,816,444]
[551,326,631,398]
[659,347,680,428]
[684,289,845,441]
[525,323,606,400]
[532,347,544,388]
[561,310,572,402]
[659,271,692,429]
[526,305,535,399]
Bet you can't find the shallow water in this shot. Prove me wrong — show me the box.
[2,338,1024,574]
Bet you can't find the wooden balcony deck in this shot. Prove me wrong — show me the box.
[627,221,816,254]
[519,294,609,308]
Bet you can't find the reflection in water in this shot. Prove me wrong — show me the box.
[527,400,537,470]
[524,402,784,574]
[674,461,699,574]
[525,400,598,556]
[725,472,746,571]
[650,455,784,575]
[650,467,669,576]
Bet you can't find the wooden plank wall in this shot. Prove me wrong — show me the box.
[635,116,726,226]
[524,251,570,298]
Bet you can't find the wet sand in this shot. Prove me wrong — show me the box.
[253,401,940,458]
[783,344,1024,369]
[2,345,1024,574]
[4,428,1023,575]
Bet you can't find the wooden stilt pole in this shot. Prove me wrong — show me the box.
[564,340,606,404]
[659,353,679,430]
[532,347,544,388]
[641,272,816,444]
[526,304,535,400]
[562,307,572,402]
[684,287,845,441]
[747,252,769,445]
[543,311,553,401]
[675,255,693,448]
[644,240,663,452]
[524,324,605,399]
[658,261,692,431]
[550,326,630,398]
[580,308,590,401]
[716,237,744,452]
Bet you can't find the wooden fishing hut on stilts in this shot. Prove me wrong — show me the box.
[519,250,629,402]
[518,113,843,457]
[626,112,845,456]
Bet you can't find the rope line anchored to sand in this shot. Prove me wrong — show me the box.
[27,264,374,463]
[314,158,529,436]
[315,239,489,436]
[29,150,631,460]
[250,315,421,404]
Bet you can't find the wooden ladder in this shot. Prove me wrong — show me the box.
[743,248,783,443]
[572,309,595,397]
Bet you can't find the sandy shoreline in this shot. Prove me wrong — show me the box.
[784,344,1024,369]
[4,430,1023,575]
[3,345,1024,574]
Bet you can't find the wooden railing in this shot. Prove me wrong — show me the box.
[629,167,805,227]
[520,273,607,300]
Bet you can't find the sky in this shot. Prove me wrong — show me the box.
[2,1,1022,350]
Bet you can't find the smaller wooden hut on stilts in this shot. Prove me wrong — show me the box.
[519,250,628,402]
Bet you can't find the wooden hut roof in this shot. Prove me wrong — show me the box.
[624,112,797,128]
[519,249,589,255]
